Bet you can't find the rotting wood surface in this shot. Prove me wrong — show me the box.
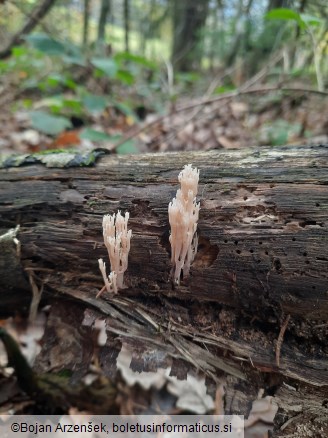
[0,144,327,437]
[1,145,327,317]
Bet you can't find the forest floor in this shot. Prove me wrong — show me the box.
[0,82,327,157]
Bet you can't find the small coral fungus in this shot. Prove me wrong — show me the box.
[98,211,132,297]
[168,164,200,284]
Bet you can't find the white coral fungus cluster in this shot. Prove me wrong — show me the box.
[169,164,200,284]
[98,211,132,297]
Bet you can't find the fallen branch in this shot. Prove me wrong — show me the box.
[0,0,58,59]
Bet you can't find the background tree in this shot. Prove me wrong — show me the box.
[171,0,209,72]
[225,0,254,68]
[82,0,90,47]
[124,0,130,52]
[98,0,111,42]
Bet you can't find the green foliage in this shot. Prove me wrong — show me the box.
[45,74,77,90]
[300,14,322,27]
[0,34,162,138]
[79,130,139,155]
[25,34,66,55]
[35,96,83,116]
[175,72,201,85]
[115,70,135,85]
[265,120,302,146]
[29,111,72,135]
[25,33,86,64]
[265,8,322,30]
[214,85,236,94]
[11,47,27,57]
[265,7,324,90]
[80,129,119,142]
[0,45,47,80]
[82,95,108,113]
[91,58,118,77]
[116,140,139,154]
[114,101,138,120]
[114,52,157,69]
[18,32,158,109]
[265,8,303,24]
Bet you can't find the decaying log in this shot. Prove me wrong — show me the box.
[0,144,327,436]
[1,145,327,316]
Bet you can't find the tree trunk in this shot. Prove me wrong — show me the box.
[0,0,58,59]
[0,145,327,436]
[267,0,288,11]
[123,0,130,52]
[225,0,249,67]
[171,0,209,72]
[97,0,111,42]
[82,0,90,47]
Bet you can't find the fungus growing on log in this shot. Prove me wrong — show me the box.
[169,164,200,284]
[98,211,132,297]
[98,261,118,296]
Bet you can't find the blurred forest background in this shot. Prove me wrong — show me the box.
[0,0,327,157]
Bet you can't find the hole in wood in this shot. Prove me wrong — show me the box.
[274,258,282,271]
[192,235,219,269]
[31,256,42,263]
[299,220,317,227]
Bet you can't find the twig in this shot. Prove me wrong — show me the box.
[174,86,328,112]
[205,66,236,97]
[160,56,174,97]
[0,0,58,60]
[238,51,284,92]
[276,314,291,368]
[162,66,236,148]
[307,27,324,92]
[161,52,284,147]
[111,50,284,150]
[27,271,44,322]
[280,413,303,432]
[62,288,245,381]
